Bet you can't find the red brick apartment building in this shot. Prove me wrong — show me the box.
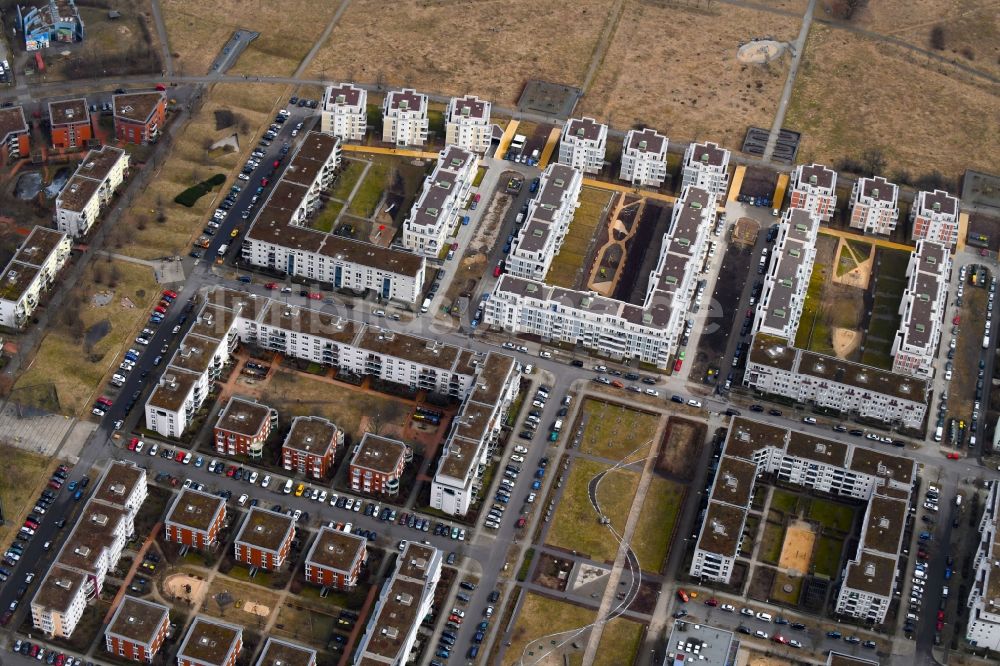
[164,488,226,550]
[104,595,169,662]
[176,616,242,666]
[282,415,342,479]
[48,98,92,150]
[0,105,30,160]
[112,92,166,145]
[303,526,367,590]
[233,507,295,571]
[254,637,317,666]
[349,433,407,495]
[213,397,274,459]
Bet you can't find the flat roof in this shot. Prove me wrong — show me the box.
[725,417,787,460]
[828,654,879,666]
[666,621,738,666]
[747,333,797,371]
[169,335,219,375]
[258,301,357,344]
[363,577,424,659]
[564,116,605,142]
[786,430,849,467]
[859,176,897,203]
[861,494,907,555]
[48,98,89,126]
[215,397,271,437]
[385,88,425,112]
[92,460,145,508]
[468,352,515,406]
[113,92,164,124]
[324,83,365,109]
[697,501,746,558]
[351,434,406,474]
[254,638,316,666]
[146,368,200,413]
[74,145,127,183]
[282,131,339,187]
[437,437,479,484]
[798,348,928,402]
[626,127,666,154]
[687,141,727,167]
[450,94,488,120]
[188,305,237,341]
[0,106,28,142]
[32,565,86,613]
[284,416,338,456]
[106,596,169,647]
[711,456,758,508]
[15,226,67,267]
[848,447,914,486]
[165,488,226,533]
[203,288,269,320]
[796,163,835,190]
[235,507,295,554]
[56,174,102,213]
[0,261,39,302]
[305,527,366,574]
[57,504,127,575]
[916,189,957,216]
[177,616,243,666]
[844,551,896,597]
[356,326,459,371]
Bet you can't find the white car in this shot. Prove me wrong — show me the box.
[720,604,736,612]
[538,350,552,358]
[248,471,259,484]
[148,443,158,456]
[182,452,192,465]
[238,493,249,506]
[511,454,525,463]
[345,498,354,511]
[644,388,660,397]
[514,445,528,454]
[134,440,144,454]
[292,509,302,521]
[687,398,702,408]
[261,475,271,489]
[318,490,328,503]
[329,493,339,506]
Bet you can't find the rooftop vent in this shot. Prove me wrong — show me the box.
[335,94,346,104]
[878,516,890,529]
[691,202,702,210]
[872,188,880,198]
[710,519,727,536]
[809,174,818,186]
[700,153,710,163]
[864,562,876,577]
[90,512,109,526]
[638,140,647,151]
[55,578,73,590]
[932,201,941,213]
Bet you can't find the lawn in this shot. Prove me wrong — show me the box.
[770,489,799,515]
[272,602,338,649]
[548,459,640,563]
[813,535,844,578]
[793,252,831,353]
[861,248,910,370]
[807,498,855,533]
[14,260,159,416]
[0,445,56,545]
[770,571,804,606]
[594,617,645,666]
[311,201,344,233]
[631,476,685,573]
[347,162,390,219]
[505,593,594,666]
[258,370,411,441]
[330,159,366,201]
[758,521,786,565]
[545,187,613,289]
[577,398,661,462]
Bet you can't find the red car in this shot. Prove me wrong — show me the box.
[493,264,503,278]
[175,451,185,463]
[952,315,961,325]
[261,178,269,187]
[677,589,689,603]
[163,290,178,299]
[155,306,167,314]
[97,396,113,407]
[704,598,718,607]
[55,654,65,666]
[772,635,787,644]
[946,452,961,460]
[937,610,945,621]
[128,437,140,451]
[308,292,322,300]
[0,610,13,626]
[448,614,463,624]
[673,359,683,372]
[273,160,280,168]
[24,519,39,529]
[515,517,526,528]
[155,83,166,91]
[226,465,237,477]
[264,282,277,290]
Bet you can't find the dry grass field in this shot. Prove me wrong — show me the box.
[787,24,999,178]
[161,0,341,76]
[122,82,288,260]
[0,445,56,546]
[580,2,800,144]
[305,0,612,103]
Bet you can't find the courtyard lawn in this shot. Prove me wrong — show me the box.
[506,593,594,666]
[793,259,833,354]
[807,498,855,533]
[545,187,614,288]
[631,476,685,573]
[770,571,804,606]
[861,248,910,369]
[330,159,366,201]
[347,162,390,218]
[311,201,344,233]
[594,617,645,666]
[759,521,786,564]
[813,535,844,577]
[577,398,661,461]
[548,459,640,563]
[770,488,799,515]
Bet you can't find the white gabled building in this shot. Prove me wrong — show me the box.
[849,176,899,236]
[891,240,950,378]
[966,480,1000,650]
[401,145,478,257]
[558,116,607,174]
[789,163,838,222]
[320,83,367,141]
[382,88,428,147]
[445,95,491,153]
[911,188,960,248]
[681,141,730,199]
[619,128,668,187]
[0,226,71,330]
[506,163,583,282]
[54,145,129,237]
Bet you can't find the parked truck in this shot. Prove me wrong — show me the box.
[420,298,431,314]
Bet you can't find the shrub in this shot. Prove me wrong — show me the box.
[174,173,226,207]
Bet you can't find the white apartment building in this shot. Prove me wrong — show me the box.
[31,566,88,638]
[0,226,71,329]
[445,95,492,153]
[691,418,914,626]
[911,188,960,248]
[507,163,583,281]
[146,289,518,447]
[744,334,928,429]
[431,353,519,515]
[619,128,668,187]
[966,480,1000,650]
[891,240,950,378]
[320,83,367,141]
[490,186,715,368]
[558,117,607,174]
[241,131,427,303]
[382,89,428,147]
[753,208,821,341]
[850,176,899,236]
[789,163,838,222]
[54,145,129,237]
[355,542,441,664]
[681,141,730,199]
[401,146,478,257]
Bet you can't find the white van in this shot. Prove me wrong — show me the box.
[420,298,431,314]
[553,419,563,431]
[756,612,772,622]
[282,479,293,495]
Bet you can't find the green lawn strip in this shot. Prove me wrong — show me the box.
[594,618,645,666]
[347,162,389,218]
[769,489,799,515]
[577,398,660,461]
[794,261,829,351]
[631,477,685,572]
[770,572,804,605]
[330,159,365,201]
[312,201,344,233]
[759,521,786,564]
[548,459,640,563]
[807,499,854,532]
[507,593,593,666]
[813,535,844,577]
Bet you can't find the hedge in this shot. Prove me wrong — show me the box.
[173,173,226,207]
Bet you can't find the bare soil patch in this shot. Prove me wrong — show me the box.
[656,416,706,478]
[778,520,816,573]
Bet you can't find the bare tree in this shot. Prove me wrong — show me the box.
[929,26,946,50]
[860,147,886,177]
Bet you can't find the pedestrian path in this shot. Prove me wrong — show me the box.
[341,144,439,160]
[818,225,914,252]
[581,177,678,204]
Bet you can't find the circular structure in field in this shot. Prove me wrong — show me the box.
[737,40,786,64]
